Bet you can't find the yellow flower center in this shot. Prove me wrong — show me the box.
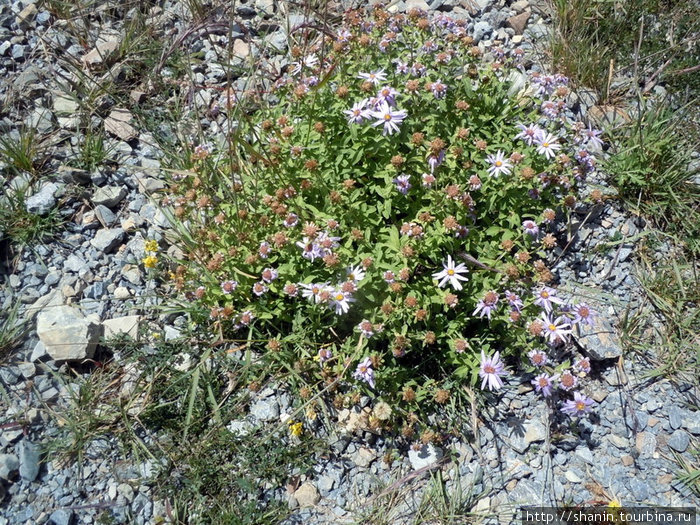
[495,161,502,167]
[576,401,586,411]
[539,378,548,387]
[336,294,344,301]
[384,113,392,121]
[543,142,549,147]
[549,324,557,331]
[541,291,549,298]
[447,269,455,276]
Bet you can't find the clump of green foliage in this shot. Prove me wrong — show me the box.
[158,7,604,435]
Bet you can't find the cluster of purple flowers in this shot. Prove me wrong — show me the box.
[295,231,341,262]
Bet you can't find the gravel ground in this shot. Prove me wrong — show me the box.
[0,0,697,523]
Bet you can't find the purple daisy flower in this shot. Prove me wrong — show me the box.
[527,349,548,367]
[558,370,578,391]
[479,350,506,391]
[533,287,565,313]
[261,268,278,283]
[394,59,409,74]
[422,172,436,187]
[505,290,524,311]
[522,220,539,237]
[428,150,445,173]
[354,357,375,388]
[252,281,269,296]
[318,348,333,365]
[431,80,447,99]
[220,280,238,294]
[473,291,499,320]
[532,373,556,397]
[344,99,370,124]
[575,357,591,375]
[515,123,544,146]
[370,102,408,135]
[561,392,595,417]
[376,85,398,106]
[572,303,597,327]
[394,174,412,195]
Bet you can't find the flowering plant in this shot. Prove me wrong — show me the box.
[164,7,603,433]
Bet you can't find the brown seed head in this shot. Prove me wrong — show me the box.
[411,132,424,146]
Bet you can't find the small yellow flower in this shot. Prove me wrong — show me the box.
[143,255,158,268]
[151,332,161,339]
[144,240,159,252]
[288,421,303,437]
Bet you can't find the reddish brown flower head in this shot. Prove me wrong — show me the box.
[424,331,436,344]
[411,132,424,146]
[444,293,458,308]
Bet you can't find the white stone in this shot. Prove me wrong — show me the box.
[103,316,140,340]
[36,305,102,361]
[294,482,320,507]
[408,443,443,470]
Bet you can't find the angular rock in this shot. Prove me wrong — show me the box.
[353,447,377,468]
[408,443,443,470]
[92,185,127,208]
[82,40,119,67]
[58,165,91,185]
[18,440,40,482]
[573,309,623,360]
[507,11,530,35]
[53,93,79,115]
[94,204,117,226]
[104,109,137,141]
[103,315,140,340]
[233,39,250,59]
[26,182,60,215]
[36,305,102,361]
[90,228,124,253]
[667,430,689,453]
[0,454,19,480]
[48,509,73,525]
[294,482,320,507]
[406,0,430,10]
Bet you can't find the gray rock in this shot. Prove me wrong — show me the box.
[685,417,700,435]
[26,182,60,215]
[28,107,55,133]
[250,398,280,421]
[58,165,91,185]
[473,21,492,42]
[90,228,124,253]
[408,444,443,470]
[627,477,649,502]
[405,0,430,10]
[48,509,73,525]
[63,254,89,274]
[103,315,140,340]
[667,430,689,453]
[11,44,27,60]
[226,420,253,436]
[668,405,682,430]
[572,307,623,360]
[36,304,102,361]
[18,440,40,482]
[0,454,19,480]
[94,204,117,226]
[92,185,127,208]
